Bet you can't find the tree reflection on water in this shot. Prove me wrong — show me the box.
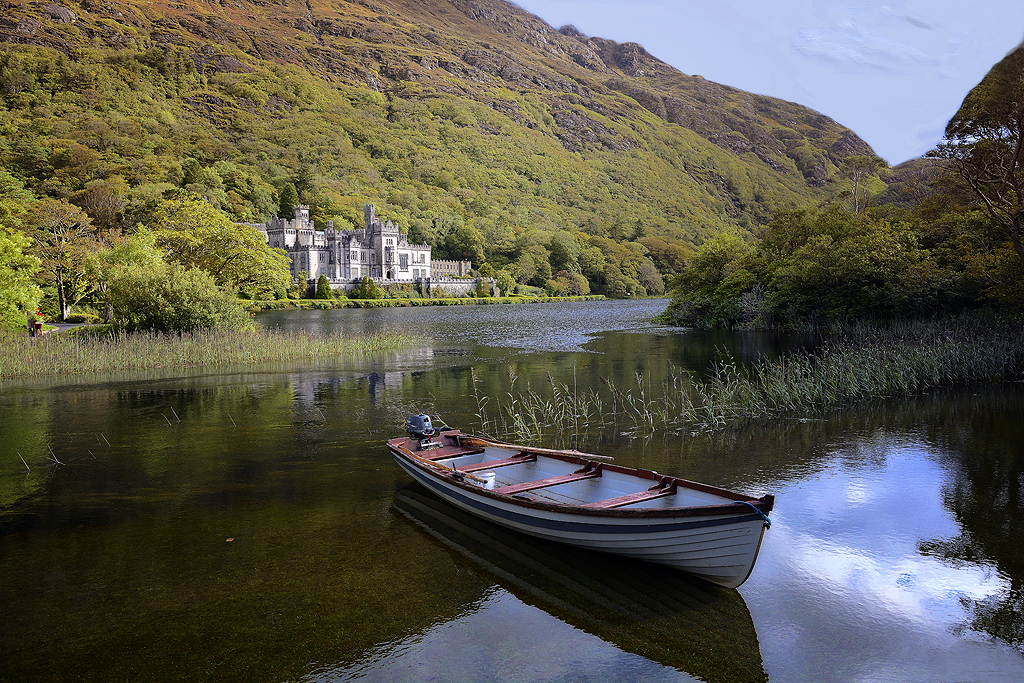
[917,386,1024,651]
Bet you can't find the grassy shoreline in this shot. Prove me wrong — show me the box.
[0,328,417,378]
[247,294,606,311]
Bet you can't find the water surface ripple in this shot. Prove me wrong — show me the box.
[1,300,1022,682]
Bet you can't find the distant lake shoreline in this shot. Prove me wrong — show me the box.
[247,294,610,311]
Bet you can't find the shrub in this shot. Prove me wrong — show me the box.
[107,262,253,332]
[496,270,515,297]
[315,273,333,299]
[350,276,385,299]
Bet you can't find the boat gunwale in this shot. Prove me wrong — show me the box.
[386,433,774,520]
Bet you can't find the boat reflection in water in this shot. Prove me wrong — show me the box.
[391,484,768,683]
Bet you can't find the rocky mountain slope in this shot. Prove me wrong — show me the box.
[1,0,878,290]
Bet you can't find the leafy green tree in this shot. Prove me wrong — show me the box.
[0,228,42,330]
[934,44,1024,267]
[0,168,42,329]
[1,168,35,229]
[586,235,660,296]
[547,270,587,296]
[315,273,333,299]
[601,264,637,299]
[636,260,665,294]
[640,235,691,275]
[516,243,552,286]
[838,155,887,213]
[496,270,515,296]
[548,230,581,274]
[93,227,167,322]
[661,233,752,326]
[444,224,485,265]
[765,216,931,321]
[107,260,253,333]
[292,270,310,299]
[350,276,384,299]
[74,177,128,234]
[30,198,96,321]
[662,207,948,327]
[152,198,291,298]
[578,237,608,288]
[278,183,299,218]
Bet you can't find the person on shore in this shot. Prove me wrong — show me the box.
[28,309,43,337]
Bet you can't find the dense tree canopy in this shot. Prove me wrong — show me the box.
[0,169,41,329]
[151,198,292,298]
[660,201,1020,328]
[0,227,41,330]
[934,44,1024,267]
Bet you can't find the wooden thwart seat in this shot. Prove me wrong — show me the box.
[458,452,537,473]
[495,462,602,495]
[582,479,678,509]
[418,444,485,461]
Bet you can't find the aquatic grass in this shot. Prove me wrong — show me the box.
[0,327,418,378]
[469,367,493,436]
[478,314,1024,442]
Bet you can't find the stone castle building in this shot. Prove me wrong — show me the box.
[253,204,472,288]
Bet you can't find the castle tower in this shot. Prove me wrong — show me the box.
[363,203,402,280]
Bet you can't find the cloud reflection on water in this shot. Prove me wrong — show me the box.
[745,433,1021,682]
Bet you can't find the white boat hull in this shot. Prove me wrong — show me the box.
[388,430,773,588]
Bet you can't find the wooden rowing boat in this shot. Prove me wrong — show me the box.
[387,419,775,588]
[393,484,769,683]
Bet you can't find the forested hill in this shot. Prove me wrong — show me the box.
[1,0,876,295]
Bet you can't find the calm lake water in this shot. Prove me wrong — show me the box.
[2,299,1023,683]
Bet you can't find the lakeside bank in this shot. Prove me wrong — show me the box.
[246,294,606,311]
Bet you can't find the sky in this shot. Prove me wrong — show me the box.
[512,1,1024,164]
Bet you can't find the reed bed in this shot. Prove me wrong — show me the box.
[481,315,1024,442]
[0,327,417,378]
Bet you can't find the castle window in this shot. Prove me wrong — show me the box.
[399,254,409,271]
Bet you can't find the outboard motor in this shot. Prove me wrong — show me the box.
[406,414,440,449]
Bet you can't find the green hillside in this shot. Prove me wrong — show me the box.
[1,0,876,298]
